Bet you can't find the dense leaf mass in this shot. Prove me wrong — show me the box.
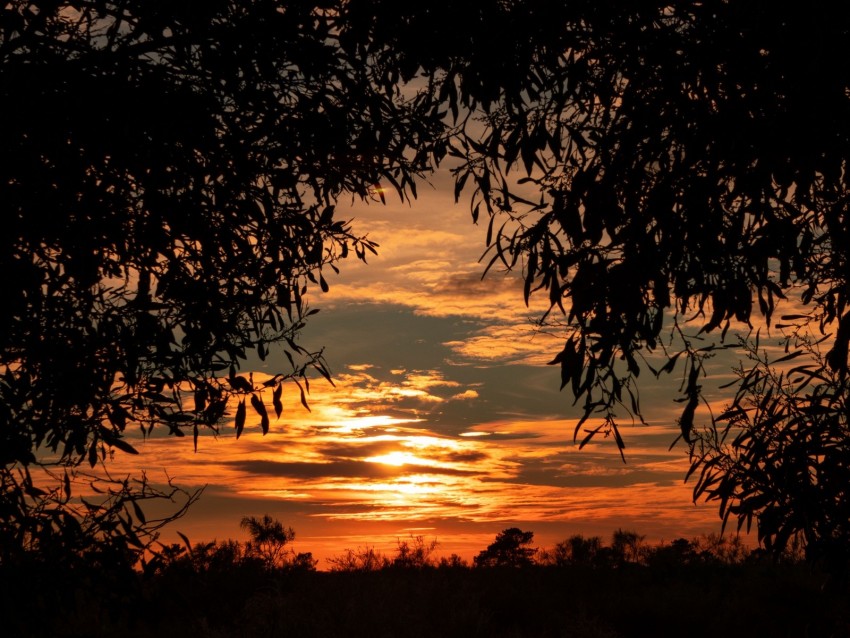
[0,0,440,562]
[375,1,850,563]
[690,339,850,567]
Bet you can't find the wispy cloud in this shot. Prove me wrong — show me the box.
[102,177,754,563]
[110,354,723,561]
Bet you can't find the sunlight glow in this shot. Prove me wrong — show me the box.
[326,414,423,434]
[107,343,724,562]
[365,451,426,467]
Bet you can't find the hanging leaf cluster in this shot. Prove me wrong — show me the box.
[407,1,850,450]
[690,335,850,567]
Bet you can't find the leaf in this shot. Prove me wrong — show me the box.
[229,375,253,393]
[319,205,335,224]
[572,406,595,442]
[273,384,283,419]
[454,168,470,202]
[131,499,146,524]
[578,424,603,449]
[122,521,145,549]
[235,399,246,439]
[251,393,270,435]
[550,338,581,393]
[24,484,46,497]
[262,374,282,388]
[624,350,640,377]
[679,393,699,444]
[659,351,684,375]
[772,350,805,364]
[299,384,311,412]
[193,388,207,413]
[613,425,626,460]
[102,430,139,455]
[177,531,193,555]
[250,393,264,415]
[313,362,334,385]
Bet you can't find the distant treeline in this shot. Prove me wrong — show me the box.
[3,516,846,638]
[135,517,770,575]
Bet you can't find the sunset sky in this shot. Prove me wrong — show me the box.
[118,166,749,566]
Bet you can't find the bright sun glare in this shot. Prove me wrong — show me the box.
[365,451,423,467]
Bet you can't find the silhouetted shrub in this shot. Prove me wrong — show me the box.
[474,528,537,568]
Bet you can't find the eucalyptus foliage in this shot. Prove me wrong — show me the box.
[0,0,440,563]
[388,0,850,563]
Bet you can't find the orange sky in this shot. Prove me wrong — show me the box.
[110,168,769,566]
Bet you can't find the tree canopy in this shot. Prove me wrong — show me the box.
[473,528,537,568]
[392,0,850,565]
[0,0,441,564]
[3,0,850,569]
[417,0,850,434]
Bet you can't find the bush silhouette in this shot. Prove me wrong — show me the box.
[474,528,536,568]
[241,515,296,571]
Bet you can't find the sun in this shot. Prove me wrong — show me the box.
[365,451,423,467]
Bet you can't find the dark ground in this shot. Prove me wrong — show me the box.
[4,561,850,638]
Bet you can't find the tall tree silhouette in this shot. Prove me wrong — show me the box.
[0,1,442,564]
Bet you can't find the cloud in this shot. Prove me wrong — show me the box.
[107,172,739,563]
[225,459,479,480]
[347,363,374,372]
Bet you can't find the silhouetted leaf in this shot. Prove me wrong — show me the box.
[298,384,311,412]
[273,384,283,419]
[235,400,246,439]
[106,435,139,456]
[772,350,805,364]
[177,531,192,555]
[229,376,254,393]
[131,500,146,524]
[251,393,269,435]
[193,387,207,413]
